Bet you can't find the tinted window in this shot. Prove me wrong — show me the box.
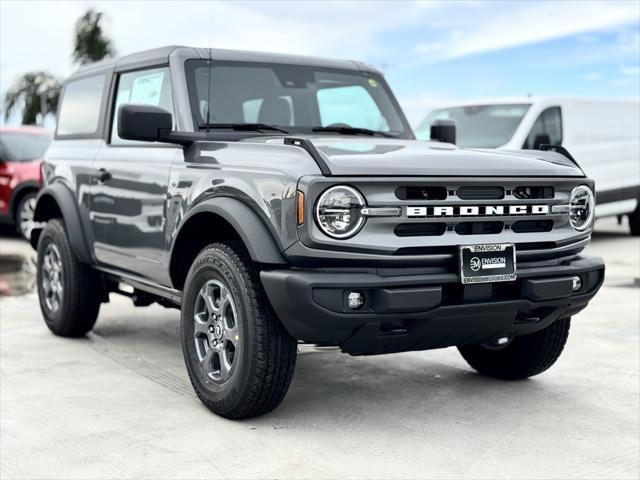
[523,107,562,149]
[0,132,51,161]
[111,67,173,145]
[57,74,106,136]
[185,61,410,138]
[416,104,530,148]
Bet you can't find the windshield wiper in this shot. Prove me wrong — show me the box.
[311,126,397,138]
[198,123,292,134]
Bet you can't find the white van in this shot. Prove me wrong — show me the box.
[416,98,640,234]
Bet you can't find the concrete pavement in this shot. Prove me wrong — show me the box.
[0,218,638,479]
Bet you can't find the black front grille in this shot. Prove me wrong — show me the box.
[455,221,504,235]
[395,186,447,200]
[511,220,554,233]
[457,186,504,200]
[395,223,446,237]
[513,186,554,199]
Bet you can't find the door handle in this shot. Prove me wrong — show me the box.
[95,168,112,183]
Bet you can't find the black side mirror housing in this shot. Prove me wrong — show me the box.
[430,119,456,144]
[533,134,551,150]
[118,104,172,143]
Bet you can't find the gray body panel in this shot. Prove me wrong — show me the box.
[91,144,179,281]
[259,136,584,177]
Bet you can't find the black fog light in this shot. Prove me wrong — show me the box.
[572,276,583,291]
[347,291,365,310]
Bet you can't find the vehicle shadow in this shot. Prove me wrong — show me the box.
[255,346,578,425]
[86,308,556,425]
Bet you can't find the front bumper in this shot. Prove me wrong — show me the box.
[260,255,605,355]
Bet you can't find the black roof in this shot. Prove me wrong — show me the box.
[67,46,380,79]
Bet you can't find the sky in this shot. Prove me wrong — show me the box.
[1,0,638,126]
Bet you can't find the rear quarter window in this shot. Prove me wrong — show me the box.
[56,74,106,137]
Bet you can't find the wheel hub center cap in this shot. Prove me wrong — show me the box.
[214,323,223,339]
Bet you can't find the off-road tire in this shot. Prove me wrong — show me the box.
[629,202,640,236]
[36,219,101,337]
[181,241,297,419]
[458,318,571,380]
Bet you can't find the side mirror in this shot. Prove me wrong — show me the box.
[533,134,551,150]
[430,119,456,144]
[118,104,172,143]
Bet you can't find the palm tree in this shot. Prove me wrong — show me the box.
[3,9,114,124]
[72,9,115,65]
[3,71,61,125]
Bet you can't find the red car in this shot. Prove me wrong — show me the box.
[0,126,51,238]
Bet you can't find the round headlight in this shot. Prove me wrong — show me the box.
[315,185,366,239]
[569,185,595,231]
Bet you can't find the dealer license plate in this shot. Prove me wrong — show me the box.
[459,243,516,284]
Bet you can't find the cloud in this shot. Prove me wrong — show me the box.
[1,0,638,123]
[413,1,639,62]
[583,72,603,82]
[620,65,640,76]
[4,0,636,86]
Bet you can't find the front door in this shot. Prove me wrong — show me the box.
[90,66,179,282]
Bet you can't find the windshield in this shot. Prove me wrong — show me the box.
[0,132,51,162]
[416,104,530,148]
[185,60,412,139]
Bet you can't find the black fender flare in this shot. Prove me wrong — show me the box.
[171,197,287,266]
[31,183,93,263]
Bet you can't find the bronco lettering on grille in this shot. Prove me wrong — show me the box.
[406,205,550,217]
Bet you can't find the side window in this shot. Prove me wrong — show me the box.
[110,67,173,145]
[524,107,562,149]
[57,74,106,137]
[317,85,389,132]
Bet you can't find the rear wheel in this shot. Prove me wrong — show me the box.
[16,192,37,240]
[181,241,297,419]
[36,219,102,337]
[458,318,571,380]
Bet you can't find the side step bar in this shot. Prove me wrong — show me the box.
[96,266,183,307]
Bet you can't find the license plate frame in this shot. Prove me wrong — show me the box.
[459,243,517,284]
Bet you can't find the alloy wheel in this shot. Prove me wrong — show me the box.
[18,196,36,239]
[193,279,240,382]
[42,243,63,312]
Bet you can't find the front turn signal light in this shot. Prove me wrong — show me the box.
[297,191,305,225]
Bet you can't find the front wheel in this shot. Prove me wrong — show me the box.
[181,242,297,419]
[458,318,571,380]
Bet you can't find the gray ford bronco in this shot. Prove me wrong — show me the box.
[32,46,605,419]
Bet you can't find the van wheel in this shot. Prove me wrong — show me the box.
[36,219,102,337]
[458,318,571,380]
[181,241,297,419]
[629,203,640,236]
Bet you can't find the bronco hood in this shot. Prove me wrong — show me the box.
[290,137,584,177]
